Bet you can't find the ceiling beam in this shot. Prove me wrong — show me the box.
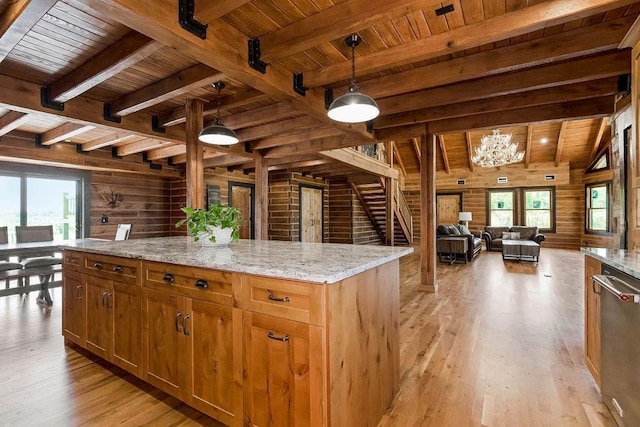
[268,159,331,172]
[525,126,533,169]
[116,138,174,156]
[259,0,438,62]
[48,32,162,102]
[263,135,372,159]
[465,132,474,172]
[194,0,252,23]
[588,117,609,165]
[356,15,634,100]
[555,122,568,167]
[203,153,252,169]
[222,103,300,130]
[108,64,224,116]
[375,78,617,129]
[251,126,344,150]
[172,149,227,164]
[320,149,398,179]
[412,137,421,172]
[306,0,638,87]
[438,135,450,174]
[237,116,322,142]
[0,111,30,136]
[392,142,407,177]
[88,0,372,140]
[0,0,57,63]
[146,144,186,161]
[39,123,95,146]
[82,132,137,151]
[376,50,630,116]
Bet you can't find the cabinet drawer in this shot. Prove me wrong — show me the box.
[84,253,140,285]
[143,262,236,306]
[63,251,83,272]
[242,275,324,326]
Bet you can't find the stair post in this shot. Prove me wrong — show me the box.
[386,177,395,246]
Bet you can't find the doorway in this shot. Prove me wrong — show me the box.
[299,185,323,242]
[436,193,463,225]
[228,182,254,239]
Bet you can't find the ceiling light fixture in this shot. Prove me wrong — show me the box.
[471,129,524,168]
[198,82,239,145]
[327,34,379,123]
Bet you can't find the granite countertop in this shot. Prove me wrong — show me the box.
[62,237,414,284]
[581,247,640,280]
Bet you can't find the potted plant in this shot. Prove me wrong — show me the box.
[175,204,241,245]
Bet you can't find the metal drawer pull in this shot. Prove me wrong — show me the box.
[175,312,183,333]
[195,279,208,288]
[183,314,191,336]
[113,265,124,273]
[268,331,289,342]
[76,285,82,298]
[163,273,175,283]
[102,291,109,307]
[93,262,103,269]
[268,292,290,303]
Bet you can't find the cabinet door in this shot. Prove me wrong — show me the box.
[85,276,113,359]
[243,312,324,427]
[142,287,187,399]
[584,256,602,385]
[112,282,141,376]
[186,299,243,426]
[62,270,85,346]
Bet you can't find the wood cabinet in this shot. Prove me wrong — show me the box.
[584,255,601,385]
[62,268,85,346]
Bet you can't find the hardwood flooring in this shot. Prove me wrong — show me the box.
[0,249,614,426]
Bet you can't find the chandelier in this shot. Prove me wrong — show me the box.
[471,129,524,168]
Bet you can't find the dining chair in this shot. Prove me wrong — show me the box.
[115,224,132,240]
[0,226,24,289]
[15,225,61,292]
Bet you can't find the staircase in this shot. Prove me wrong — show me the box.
[351,179,413,246]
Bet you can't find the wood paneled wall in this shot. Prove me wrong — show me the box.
[328,181,381,245]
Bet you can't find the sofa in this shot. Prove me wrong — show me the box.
[482,226,546,252]
[436,224,482,262]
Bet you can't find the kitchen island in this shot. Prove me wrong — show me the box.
[61,237,413,427]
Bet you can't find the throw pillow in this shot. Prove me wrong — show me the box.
[502,231,511,240]
[437,225,450,235]
[448,225,461,235]
[459,224,471,235]
[511,232,521,240]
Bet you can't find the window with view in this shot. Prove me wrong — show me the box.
[487,190,515,226]
[586,182,610,233]
[522,188,554,232]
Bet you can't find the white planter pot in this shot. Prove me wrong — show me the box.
[196,226,234,246]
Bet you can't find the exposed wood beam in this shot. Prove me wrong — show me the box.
[222,103,299,130]
[260,0,437,61]
[268,159,330,171]
[146,142,253,161]
[588,117,609,165]
[0,72,185,144]
[185,99,204,209]
[238,116,322,142]
[266,153,324,166]
[251,126,344,150]
[116,139,174,156]
[263,135,372,159]
[0,0,57,63]
[376,50,629,116]
[357,16,634,100]
[392,142,407,177]
[420,131,437,292]
[88,0,372,140]
[412,138,421,172]
[525,126,533,169]
[320,149,398,179]
[255,157,268,240]
[375,78,617,129]
[172,148,227,164]
[146,145,187,161]
[108,64,224,116]
[82,132,137,151]
[306,0,638,87]
[48,32,162,102]
[203,154,252,169]
[194,0,252,23]
[555,121,568,167]
[39,123,95,146]
[0,111,30,136]
[465,132,474,172]
[438,135,450,175]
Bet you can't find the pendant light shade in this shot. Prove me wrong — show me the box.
[327,35,379,124]
[199,82,239,145]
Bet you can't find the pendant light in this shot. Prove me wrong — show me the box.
[327,34,379,123]
[198,82,239,145]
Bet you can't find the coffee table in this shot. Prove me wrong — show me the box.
[502,239,540,262]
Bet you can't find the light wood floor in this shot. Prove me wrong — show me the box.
[0,249,614,426]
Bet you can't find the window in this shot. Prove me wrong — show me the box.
[487,190,516,226]
[586,182,611,234]
[522,187,555,232]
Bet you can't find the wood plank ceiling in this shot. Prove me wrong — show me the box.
[0,0,634,178]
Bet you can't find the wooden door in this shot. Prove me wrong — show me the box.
[230,183,254,239]
[85,276,112,359]
[300,186,323,243]
[584,256,602,385]
[112,282,141,376]
[436,193,461,225]
[62,270,85,346]
[142,287,187,399]
[186,299,243,426]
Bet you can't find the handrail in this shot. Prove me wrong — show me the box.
[351,183,386,243]
[393,180,413,244]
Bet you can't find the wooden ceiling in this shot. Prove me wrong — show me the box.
[0,0,634,178]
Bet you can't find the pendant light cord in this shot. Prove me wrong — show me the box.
[350,41,356,86]
[216,84,222,124]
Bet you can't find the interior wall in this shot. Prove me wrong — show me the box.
[328,181,380,245]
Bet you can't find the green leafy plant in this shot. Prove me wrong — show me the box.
[175,204,241,243]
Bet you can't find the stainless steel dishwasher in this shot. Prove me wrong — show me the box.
[593,266,640,427]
